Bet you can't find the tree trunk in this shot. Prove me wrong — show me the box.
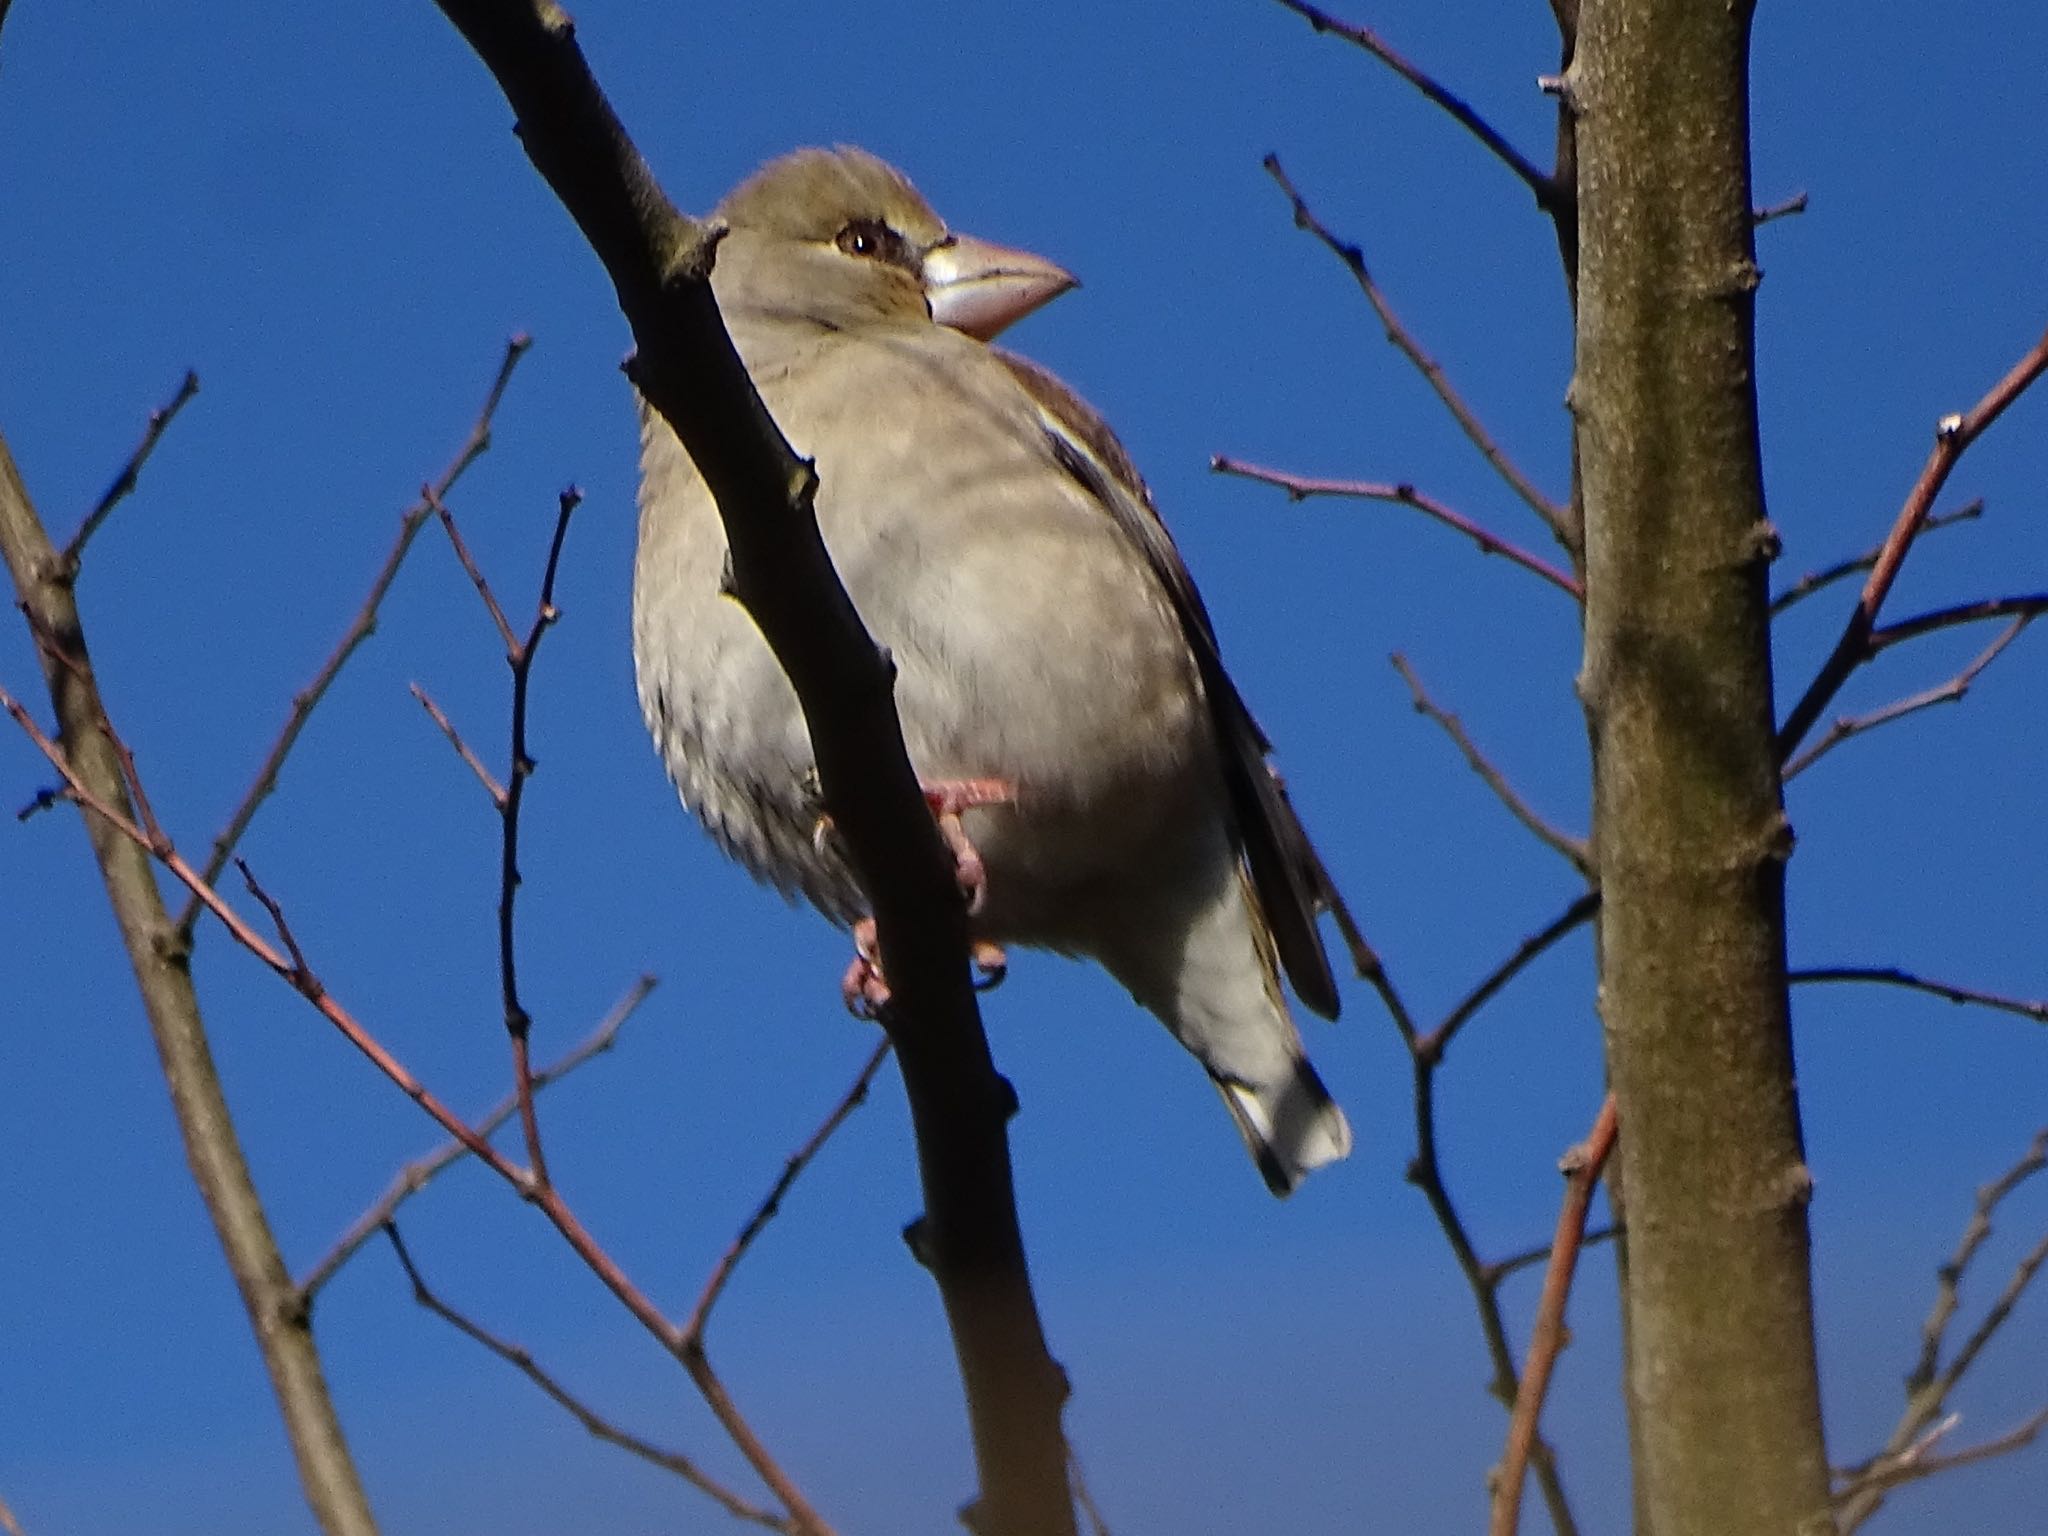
[1572,3,1835,1532]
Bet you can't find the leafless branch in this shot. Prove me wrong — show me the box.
[1783,616,2031,779]
[1770,500,1982,616]
[1790,967,2048,1027]
[1261,154,1572,550]
[1870,593,2048,652]
[1778,324,2048,758]
[59,369,200,571]
[430,483,521,655]
[1211,455,1582,599]
[1489,1224,1620,1286]
[1834,1126,2048,1531]
[1391,653,1592,873]
[1751,191,1809,227]
[684,1041,893,1344]
[383,1224,792,1531]
[1839,1408,2047,1513]
[409,683,506,804]
[298,974,656,1298]
[1425,890,1599,1059]
[1270,0,1566,215]
[1491,1093,1619,1536]
[180,334,532,933]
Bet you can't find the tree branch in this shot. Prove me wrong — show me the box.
[60,369,200,572]
[1211,455,1582,599]
[1261,154,1572,549]
[1770,500,1982,617]
[1789,967,2048,1027]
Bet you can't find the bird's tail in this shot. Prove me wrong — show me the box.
[1103,862,1352,1197]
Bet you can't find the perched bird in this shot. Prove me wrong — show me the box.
[634,146,1358,1194]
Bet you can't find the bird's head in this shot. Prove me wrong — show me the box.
[712,146,1076,341]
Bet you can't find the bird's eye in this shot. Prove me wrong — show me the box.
[835,219,905,263]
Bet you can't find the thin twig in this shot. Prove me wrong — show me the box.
[383,1225,792,1531]
[1261,154,1572,549]
[1069,1450,1113,1536]
[684,1041,893,1344]
[1839,1408,2047,1513]
[180,335,532,934]
[1424,890,1600,1059]
[1391,653,1592,874]
[0,1490,27,1536]
[60,370,201,571]
[1870,593,2048,652]
[1790,967,2048,1027]
[1770,500,1982,616]
[1751,191,1809,227]
[431,484,521,655]
[298,974,656,1298]
[1491,1094,1619,1536]
[1489,1224,1620,1287]
[1270,0,1565,214]
[1783,616,2031,779]
[1833,1126,2048,1532]
[1778,325,2048,758]
[1211,456,1582,600]
[0,697,835,1536]
[410,683,507,804]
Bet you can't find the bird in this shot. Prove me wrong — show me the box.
[633,145,1358,1195]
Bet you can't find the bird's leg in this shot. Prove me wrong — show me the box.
[834,776,1014,1017]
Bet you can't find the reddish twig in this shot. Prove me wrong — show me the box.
[1840,1408,2047,1517]
[1778,325,2048,758]
[1261,154,1572,549]
[1271,0,1565,215]
[684,1041,893,1345]
[298,974,656,1298]
[1390,653,1592,873]
[0,697,835,1535]
[1784,616,2031,780]
[179,335,532,934]
[430,483,521,655]
[383,1224,791,1531]
[59,369,201,573]
[1212,456,1582,600]
[0,1490,26,1536]
[1491,1094,1619,1536]
[410,683,507,804]
[1771,500,1983,617]
[1790,967,2048,1027]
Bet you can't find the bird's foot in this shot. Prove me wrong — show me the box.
[810,775,1015,914]
[839,922,1010,1020]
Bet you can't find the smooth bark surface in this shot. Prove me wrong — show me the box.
[1571,2,1834,1531]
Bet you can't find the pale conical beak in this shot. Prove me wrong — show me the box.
[922,233,1078,341]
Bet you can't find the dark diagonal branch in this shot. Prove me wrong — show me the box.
[1870,594,2048,652]
[1783,616,2031,779]
[1778,325,2048,758]
[1262,155,1571,549]
[61,369,200,572]
[1271,0,1566,215]
[425,7,1074,1533]
[1790,967,2048,1027]
[1211,456,1581,599]
[1391,653,1591,874]
[384,1225,791,1532]
[1491,1093,1619,1536]
[1834,1127,2048,1531]
[180,334,531,934]
[298,974,656,1299]
[1771,501,1982,617]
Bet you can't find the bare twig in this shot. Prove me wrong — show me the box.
[1270,0,1566,215]
[1783,616,2031,779]
[1834,1127,2048,1532]
[1391,653,1592,874]
[1790,967,2048,1027]
[431,483,521,655]
[1778,325,2048,758]
[410,683,506,803]
[0,699,834,1534]
[1489,1224,1620,1286]
[1261,154,1572,549]
[1211,456,1582,600]
[298,974,656,1298]
[1424,890,1600,1059]
[1069,1451,1112,1536]
[180,334,532,933]
[684,1041,893,1344]
[1491,1094,1619,1536]
[60,369,201,571]
[1770,500,1982,616]
[1839,1408,2048,1513]
[0,1489,28,1536]
[1751,191,1809,227]
[1870,594,2048,652]
[383,1225,791,1531]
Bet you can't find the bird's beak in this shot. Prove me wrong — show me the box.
[923,233,1078,341]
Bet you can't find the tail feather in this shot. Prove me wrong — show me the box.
[1216,1061,1352,1198]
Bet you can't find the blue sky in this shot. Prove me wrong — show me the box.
[2,2,2042,1533]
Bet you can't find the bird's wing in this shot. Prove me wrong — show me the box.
[995,348,1351,1020]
